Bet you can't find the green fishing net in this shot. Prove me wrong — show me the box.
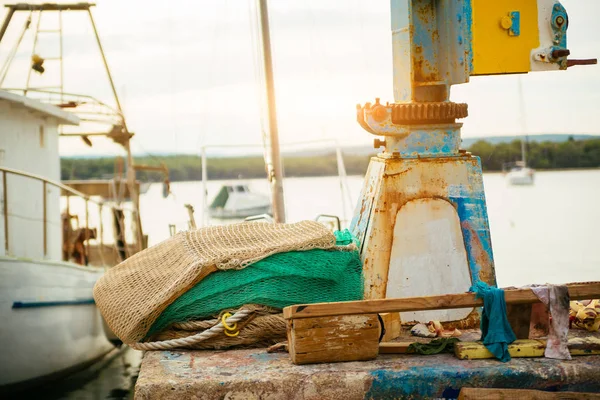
[147,230,363,337]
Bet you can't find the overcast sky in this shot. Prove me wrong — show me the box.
[1,0,599,157]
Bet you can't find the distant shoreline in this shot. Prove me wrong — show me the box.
[61,137,600,182]
[149,167,600,183]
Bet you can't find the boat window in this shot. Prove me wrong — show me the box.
[227,186,233,193]
[235,185,246,192]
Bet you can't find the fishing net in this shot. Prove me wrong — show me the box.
[93,220,337,344]
[146,230,363,339]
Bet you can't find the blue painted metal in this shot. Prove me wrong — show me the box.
[354,0,498,302]
[12,298,95,308]
[390,0,470,103]
[448,159,495,285]
[386,125,462,158]
[551,2,568,49]
[509,11,520,36]
[464,0,474,73]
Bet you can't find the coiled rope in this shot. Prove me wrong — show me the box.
[130,308,253,351]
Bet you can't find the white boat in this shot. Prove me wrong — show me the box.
[506,161,535,185]
[0,3,151,391]
[506,137,535,186]
[506,78,535,186]
[209,184,272,219]
[0,91,115,391]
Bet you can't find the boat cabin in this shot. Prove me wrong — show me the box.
[0,90,79,260]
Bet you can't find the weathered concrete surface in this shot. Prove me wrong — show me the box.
[135,348,600,400]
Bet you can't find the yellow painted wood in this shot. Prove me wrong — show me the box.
[455,337,600,360]
[471,0,539,75]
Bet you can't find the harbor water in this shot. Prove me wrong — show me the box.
[41,169,600,399]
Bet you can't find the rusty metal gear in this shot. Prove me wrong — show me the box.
[390,102,468,124]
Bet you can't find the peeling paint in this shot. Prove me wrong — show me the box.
[136,349,600,400]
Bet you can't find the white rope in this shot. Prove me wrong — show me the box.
[172,318,219,331]
[129,309,253,351]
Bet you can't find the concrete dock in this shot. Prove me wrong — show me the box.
[135,347,600,399]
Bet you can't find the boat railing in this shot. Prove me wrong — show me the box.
[2,88,124,127]
[0,166,136,266]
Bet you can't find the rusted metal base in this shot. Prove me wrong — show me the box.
[350,153,496,328]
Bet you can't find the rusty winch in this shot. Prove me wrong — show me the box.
[350,0,596,325]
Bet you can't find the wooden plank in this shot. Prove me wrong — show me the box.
[455,337,600,360]
[458,387,600,399]
[379,341,412,354]
[379,312,401,342]
[283,282,600,320]
[287,314,380,365]
[61,179,140,198]
[506,303,532,339]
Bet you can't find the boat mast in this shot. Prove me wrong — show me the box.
[87,6,143,250]
[521,137,527,166]
[517,77,528,167]
[258,0,286,223]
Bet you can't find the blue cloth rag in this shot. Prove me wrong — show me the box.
[470,281,516,362]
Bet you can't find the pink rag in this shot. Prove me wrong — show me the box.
[531,284,571,360]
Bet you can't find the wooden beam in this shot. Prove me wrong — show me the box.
[379,341,412,354]
[379,312,401,342]
[287,314,380,365]
[458,388,600,399]
[62,180,140,199]
[283,282,600,320]
[506,303,532,339]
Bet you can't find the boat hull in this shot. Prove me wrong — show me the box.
[209,204,272,219]
[0,257,114,390]
[507,168,535,185]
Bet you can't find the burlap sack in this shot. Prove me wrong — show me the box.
[93,220,335,344]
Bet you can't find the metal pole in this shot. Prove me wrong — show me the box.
[0,7,15,43]
[43,181,47,256]
[98,204,106,266]
[335,144,349,228]
[99,203,104,249]
[201,146,208,227]
[88,8,143,250]
[258,0,286,223]
[85,199,89,265]
[3,171,8,253]
[87,8,125,120]
[58,10,64,103]
[25,10,43,95]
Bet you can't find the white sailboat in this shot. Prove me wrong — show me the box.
[506,77,535,186]
[506,138,535,185]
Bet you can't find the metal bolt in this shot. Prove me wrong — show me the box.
[556,16,565,25]
[551,48,570,59]
[374,138,386,149]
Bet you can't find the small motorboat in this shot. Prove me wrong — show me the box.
[208,184,272,219]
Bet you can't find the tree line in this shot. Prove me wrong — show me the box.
[61,137,600,182]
